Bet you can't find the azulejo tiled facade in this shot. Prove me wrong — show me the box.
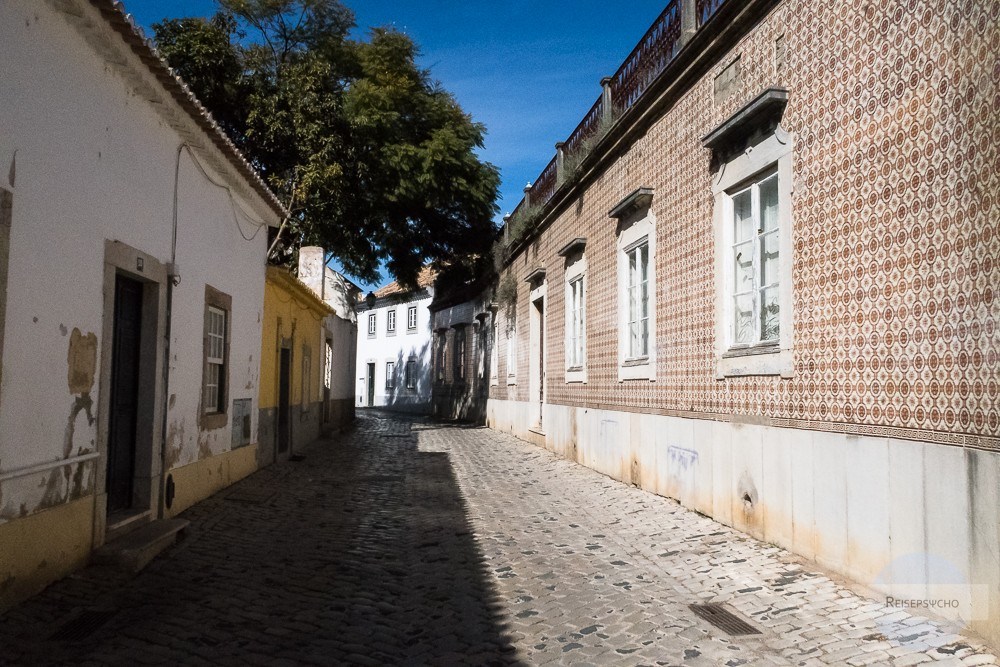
[494,0,998,451]
[432,0,1000,648]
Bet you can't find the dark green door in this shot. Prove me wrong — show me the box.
[107,275,143,513]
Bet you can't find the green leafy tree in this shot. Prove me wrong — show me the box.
[153,0,499,288]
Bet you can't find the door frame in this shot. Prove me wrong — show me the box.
[366,362,376,407]
[95,241,167,546]
[528,282,546,430]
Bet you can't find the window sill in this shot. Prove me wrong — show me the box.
[386,331,396,337]
[618,357,654,382]
[723,342,779,358]
[716,346,793,379]
[622,356,649,368]
[201,411,228,431]
[565,367,587,384]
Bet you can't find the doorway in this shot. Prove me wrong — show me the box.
[277,347,291,455]
[529,293,546,430]
[107,275,143,514]
[367,362,376,407]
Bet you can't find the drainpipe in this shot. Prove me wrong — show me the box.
[158,143,185,519]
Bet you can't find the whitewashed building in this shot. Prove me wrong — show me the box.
[0,0,283,609]
[355,268,435,413]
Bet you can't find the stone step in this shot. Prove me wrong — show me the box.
[93,519,189,573]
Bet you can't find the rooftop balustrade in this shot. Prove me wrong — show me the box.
[502,0,728,247]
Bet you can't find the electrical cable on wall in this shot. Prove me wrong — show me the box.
[180,144,269,241]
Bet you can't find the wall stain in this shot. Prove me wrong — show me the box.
[67,328,97,394]
[198,435,213,461]
[165,419,185,471]
[63,394,95,459]
[0,575,14,594]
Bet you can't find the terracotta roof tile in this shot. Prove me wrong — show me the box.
[374,266,436,298]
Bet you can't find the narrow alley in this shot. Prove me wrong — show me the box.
[1,412,995,666]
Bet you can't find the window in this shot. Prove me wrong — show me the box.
[562,242,587,383]
[436,331,447,381]
[506,317,517,384]
[490,320,499,386]
[407,306,417,330]
[612,190,656,382]
[201,284,232,428]
[205,306,226,412]
[730,172,780,346]
[324,340,333,390]
[387,309,396,334]
[567,278,584,366]
[367,312,376,336]
[704,88,793,378]
[301,347,312,411]
[385,361,395,389]
[454,328,466,382]
[406,359,416,389]
[626,242,649,358]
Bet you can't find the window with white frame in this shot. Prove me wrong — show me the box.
[202,285,232,427]
[436,331,446,381]
[705,88,794,379]
[367,312,376,336]
[626,242,649,359]
[730,171,780,346]
[406,359,416,389]
[407,305,417,330]
[385,361,395,389]
[490,320,499,385]
[387,309,396,334]
[204,306,226,412]
[562,243,587,384]
[324,340,333,389]
[454,328,466,381]
[611,189,656,382]
[506,317,516,383]
[568,278,585,366]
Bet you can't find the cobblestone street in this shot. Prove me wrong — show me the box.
[1,411,996,666]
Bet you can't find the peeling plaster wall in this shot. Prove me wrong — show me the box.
[0,0,272,567]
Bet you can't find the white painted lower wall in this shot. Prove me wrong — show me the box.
[486,398,1000,649]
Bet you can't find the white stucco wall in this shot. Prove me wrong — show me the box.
[356,292,434,412]
[0,0,276,524]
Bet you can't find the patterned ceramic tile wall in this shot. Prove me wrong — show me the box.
[491,0,999,451]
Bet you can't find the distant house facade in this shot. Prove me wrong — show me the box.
[355,268,435,413]
[258,252,357,464]
[0,0,284,609]
[433,0,999,646]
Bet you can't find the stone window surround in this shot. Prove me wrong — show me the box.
[712,94,794,380]
[407,305,418,332]
[452,324,467,384]
[202,284,232,430]
[386,308,396,336]
[616,207,657,382]
[385,360,395,390]
[710,125,794,379]
[367,312,376,338]
[564,252,587,384]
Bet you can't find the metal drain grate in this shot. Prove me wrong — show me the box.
[689,604,761,636]
[49,610,117,642]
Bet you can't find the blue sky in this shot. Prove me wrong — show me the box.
[126,1,666,290]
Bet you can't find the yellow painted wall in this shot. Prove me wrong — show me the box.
[164,444,259,518]
[260,267,332,411]
[0,496,94,612]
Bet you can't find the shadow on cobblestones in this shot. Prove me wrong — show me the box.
[0,411,520,666]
